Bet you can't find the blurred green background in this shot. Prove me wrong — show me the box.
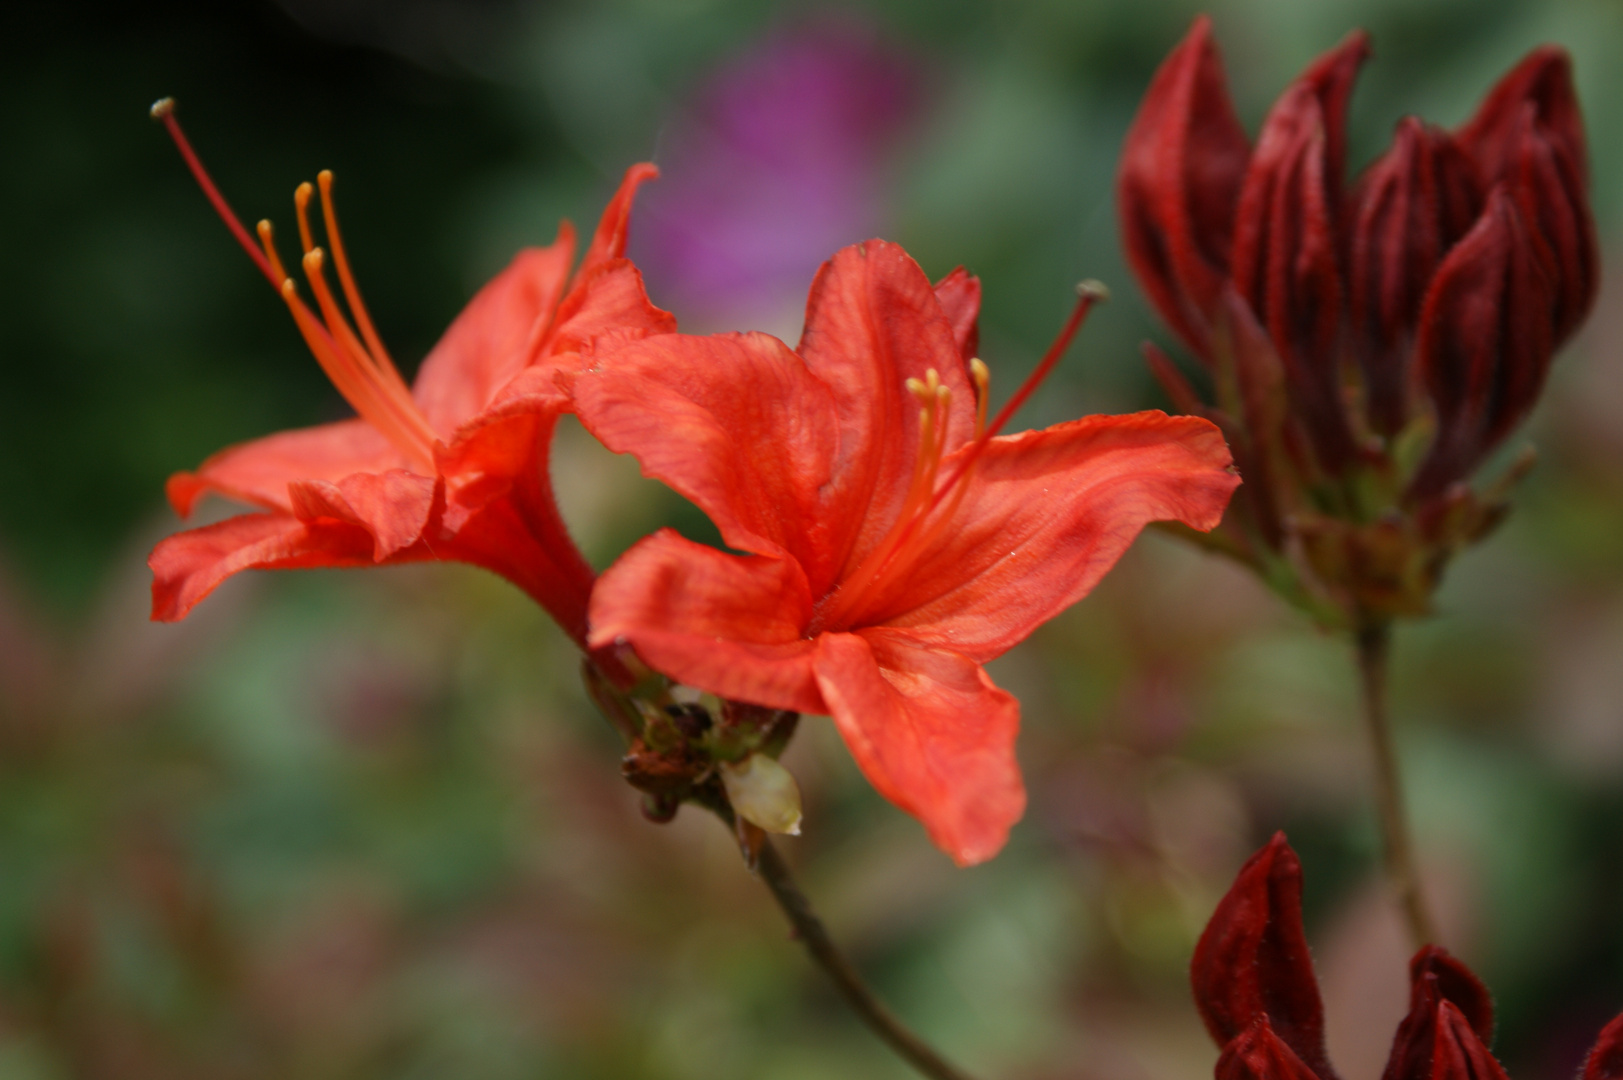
[3,0,1623,1076]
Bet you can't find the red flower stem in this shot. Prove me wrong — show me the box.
[1355,622,1438,949]
[751,836,982,1080]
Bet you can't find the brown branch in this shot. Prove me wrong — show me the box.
[752,837,981,1080]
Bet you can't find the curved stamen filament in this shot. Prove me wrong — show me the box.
[317,170,403,386]
[300,249,439,460]
[294,182,317,256]
[256,220,291,284]
[278,279,432,465]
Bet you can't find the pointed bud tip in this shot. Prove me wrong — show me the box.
[149,97,175,120]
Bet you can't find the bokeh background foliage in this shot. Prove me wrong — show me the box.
[3,0,1623,1076]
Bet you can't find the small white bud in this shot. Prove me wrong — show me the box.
[719,754,803,836]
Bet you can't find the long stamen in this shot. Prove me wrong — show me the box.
[294,181,317,256]
[256,220,290,284]
[296,176,419,418]
[151,98,439,471]
[317,170,403,384]
[279,279,431,465]
[301,249,438,456]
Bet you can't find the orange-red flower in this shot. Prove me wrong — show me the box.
[573,240,1238,864]
[147,103,673,655]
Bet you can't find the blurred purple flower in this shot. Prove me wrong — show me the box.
[633,18,923,332]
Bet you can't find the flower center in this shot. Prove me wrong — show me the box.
[151,98,439,472]
[814,281,1108,632]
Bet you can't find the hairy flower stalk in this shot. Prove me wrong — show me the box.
[1117,20,1598,947]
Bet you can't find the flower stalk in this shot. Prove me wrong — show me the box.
[1354,622,1437,949]
[584,665,978,1080]
[751,832,981,1080]
[1118,18,1597,948]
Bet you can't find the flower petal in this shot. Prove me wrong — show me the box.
[1117,15,1251,358]
[1231,76,1361,474]
[869,411,1238,660]
[434,372,597,643]
[1456,46,1586,182]
[438,498,597,649]
[797,240,979,579]
[1410,187,1553,499]
[1583,1014,1623,1080]
[812,629,1023,866]
[1425,1004,1510,1080]
[578,163,661,279]
[572,331,839,571]
[1503,101,1598,347]
[1382,947,1496,1080]
[544,259,677,361]
[286,469,439,560]
[933,266,982,364]
[1217,1018,1327,1080]
[166,419,402,517]
[1192,834,1338,1080]
[1350,120,1485,434]
[412,237,576,434]
[589,529,823,714]
[149,512,385,622]
[439,365,574,529]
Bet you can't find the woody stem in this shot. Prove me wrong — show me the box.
[752,836,980,1080]
[1354,622,1437,949]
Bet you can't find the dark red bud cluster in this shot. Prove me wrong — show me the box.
[1194,835,1623,1080]
[1119,18,1597,625]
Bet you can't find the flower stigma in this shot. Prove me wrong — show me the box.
[150,98,438,472]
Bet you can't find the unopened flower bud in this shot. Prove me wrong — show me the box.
[719,754,803,836]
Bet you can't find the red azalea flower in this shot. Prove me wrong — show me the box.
[1118,19,1597,625]
[571,239,1239,864]
[146,103,673,656]
[1194,834,1623,1080]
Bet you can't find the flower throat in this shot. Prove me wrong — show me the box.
[150,98,438,471]
[815,281,1108,631]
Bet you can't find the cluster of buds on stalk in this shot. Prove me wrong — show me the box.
[583,660,804,861]
[1119,18,1597,628]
